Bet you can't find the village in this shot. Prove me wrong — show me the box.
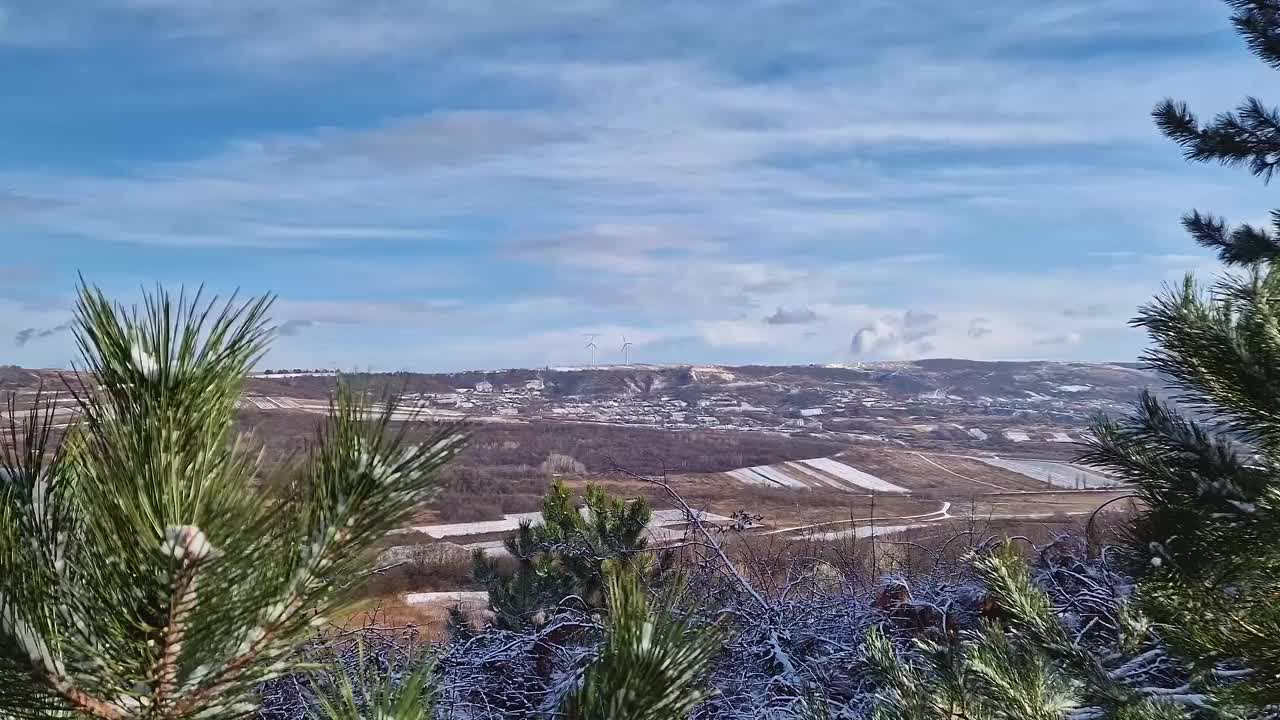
[387,364,1133,451]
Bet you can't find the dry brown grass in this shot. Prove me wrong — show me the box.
[350,543,479,598]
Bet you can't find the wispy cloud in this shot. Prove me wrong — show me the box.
[275,319,315,337]
[0,0,1267,369]
[14,320,71,347]
[967,317,992,339]
[763,306,820,325]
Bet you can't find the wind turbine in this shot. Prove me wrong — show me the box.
[620,335,633,364]
[584,333,600,368]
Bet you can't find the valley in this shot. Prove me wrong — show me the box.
[2,359,1144,627]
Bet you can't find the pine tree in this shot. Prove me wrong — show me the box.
[1093,0,1280,708]
[874,2,1280,716]
[0,283,463,719]
[472,480,651,629]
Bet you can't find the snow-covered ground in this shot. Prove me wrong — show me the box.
[727,468,776,487]
[396,508,733,556]
[649,509,732,524]
[1047,432,1075,443]
[799,458,910,494]
[746,465,809,489]
[1003,431,1031,442]
[975,458,1118,489]
[783,461,851,491]
[404,590,489,606]
[723,458,908,494]
[814,523,919,540]
[967,428,989,441]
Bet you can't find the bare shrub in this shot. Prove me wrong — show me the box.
[540,452,586,476]
[355,543,477,598]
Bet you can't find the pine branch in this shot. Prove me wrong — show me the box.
[1226,0,1280,69]
[1181,209,1280,265]
[562,568,723,720]
[1154,97,1280,183]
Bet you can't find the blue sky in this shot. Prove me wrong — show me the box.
[1,0,1275,371]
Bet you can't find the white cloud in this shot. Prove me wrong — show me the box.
[0,0,1269,369]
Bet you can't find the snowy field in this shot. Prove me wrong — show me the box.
[783,461,852,491]
[746,465,809,489]
[799,458,910,494]
[722,458,910,494]
[726,467,778,487]
[974,458,1119,489]
[727,466,809,489]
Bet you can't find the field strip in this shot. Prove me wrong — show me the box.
[747,464,809,489]
[799,458,909,494]
[395,511,544,538]
[726,468,777,487]
[783,461,856,491]
[913,452,1014,491]
[404,590,489,607]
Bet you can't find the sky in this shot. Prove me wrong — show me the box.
[1,0,1276,372]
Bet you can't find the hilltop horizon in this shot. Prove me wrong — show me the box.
[4,356,1149,378]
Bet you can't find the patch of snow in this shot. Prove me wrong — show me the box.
[649,509,733,524]
[399,511,544,538]
[815,523,918,540]
[967,428,988,441]
[1047,432,1075,443]
[1004,431,1031,442]
[690,366,736,383]
[1055,384,1092,393]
